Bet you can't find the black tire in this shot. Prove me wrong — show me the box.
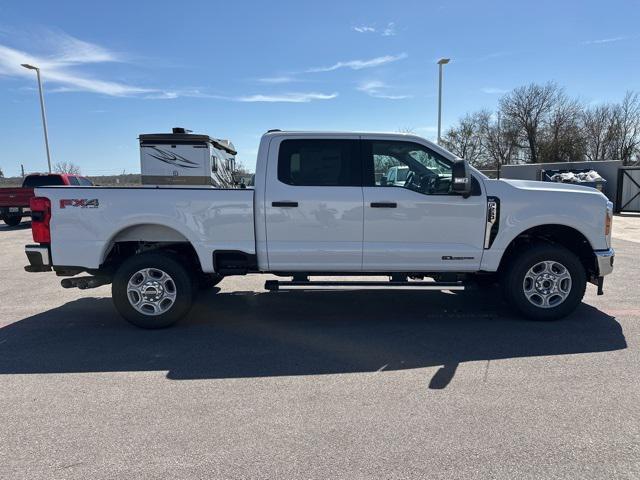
[198,273,224,289]
[473,273,498,289]
[112,252,194,329]
[501,243,586,321]
[4,215,22,227]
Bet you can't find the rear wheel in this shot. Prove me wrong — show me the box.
[4,215,21,227]
[502,243,586,321]
[112,253,194,329]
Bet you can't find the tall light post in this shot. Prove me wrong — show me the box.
[436,57,450,145]
[21,63,52,173]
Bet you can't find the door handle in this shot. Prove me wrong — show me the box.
[370,202,397,208]
[272,201,298,207]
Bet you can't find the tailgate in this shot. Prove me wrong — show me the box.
[0,188,34,207]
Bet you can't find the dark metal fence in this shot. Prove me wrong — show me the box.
[616,167,640,213]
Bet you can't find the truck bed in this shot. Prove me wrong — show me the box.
[36,186,255,272]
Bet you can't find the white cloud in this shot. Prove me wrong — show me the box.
[0,30,337,103]
[357,80,410,100]
[0,32,156,97]
[582,35,629,45]
[41,30,121,65]
[471,51,510,63]
[382,22,396,37]
[481,87,508,94]
[306,53,408,73]
[236,92,338,103]
[144,89,338,103]
[352,22,396,36]
[257,76,296,84]
[353,26,376,33]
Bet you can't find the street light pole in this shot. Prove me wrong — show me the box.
[436,58,450,145]
[21,64,52,173]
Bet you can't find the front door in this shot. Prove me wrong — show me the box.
[361,139,486,272]
[264,137,364,271]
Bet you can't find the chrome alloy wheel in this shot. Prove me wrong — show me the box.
[126,268,177,316]
[522,260,572,309]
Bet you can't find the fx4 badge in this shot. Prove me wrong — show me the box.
[442,255,474,260]
[60,199,99,209]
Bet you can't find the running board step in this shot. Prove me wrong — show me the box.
[264,280,466,292]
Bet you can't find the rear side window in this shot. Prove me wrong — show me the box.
[68,176,80,186]
[23,175,65,187]
[77,177,93,186]
[277,139,361,186]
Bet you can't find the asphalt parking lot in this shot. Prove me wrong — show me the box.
[1,219,638,479]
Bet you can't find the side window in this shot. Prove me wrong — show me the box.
[68,176,80,186]
[364,140,454,195]
[78,177,93,186]
[278,139,361,187]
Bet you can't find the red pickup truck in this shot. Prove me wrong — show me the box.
[0,173,93,226]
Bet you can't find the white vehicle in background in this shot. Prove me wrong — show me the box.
[382,165,410,186]
[24,130,614,328]
[140,128,237,188]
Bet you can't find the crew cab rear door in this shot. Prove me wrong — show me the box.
[264,135,363,271]
[361,138,486,271]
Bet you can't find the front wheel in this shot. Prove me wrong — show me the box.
[112,253,194,329]
[198,273,224,289]
[3,215,22,227]
[501,243,586,321]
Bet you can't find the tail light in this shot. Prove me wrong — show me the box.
[30,196,51,243]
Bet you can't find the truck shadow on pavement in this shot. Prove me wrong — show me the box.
[0,289,626,388]
[0,222,31,231]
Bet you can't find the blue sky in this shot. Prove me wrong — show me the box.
[1,0,639,176]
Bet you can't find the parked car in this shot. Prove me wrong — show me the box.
[0,173,93,226]
[382,166,410,186]
[24,131,614,328]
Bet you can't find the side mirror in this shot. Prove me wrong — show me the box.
[379,175,388,186]
[451,160,471,198]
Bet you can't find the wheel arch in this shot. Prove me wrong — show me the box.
[100,223,205,273]
[497,223,597,277]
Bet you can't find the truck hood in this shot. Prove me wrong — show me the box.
[498,178,604,195]
[481,177,610,251]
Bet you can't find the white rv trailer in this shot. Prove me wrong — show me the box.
[139,128,237,187]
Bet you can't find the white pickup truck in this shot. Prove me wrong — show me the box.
[24,131,615,328]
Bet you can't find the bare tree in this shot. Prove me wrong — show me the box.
[483,113,520,169]
[539,94,585,162]
[435,83,640,168]
[582,104,615,161]
[234,160,253,175]
[0,166,4,178]
[499,82,560,163]
[609,91,640,165]
[53,161,81,175]
[441,111,488,166]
